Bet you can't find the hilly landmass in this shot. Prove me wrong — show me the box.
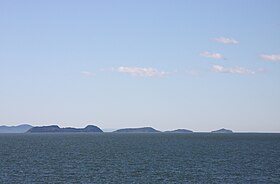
[0,124,33,133]
[0,124,235,134]
[165,129,193,133]
[114,127,160,133]
[211,128,233,133]
[27,125,103,133]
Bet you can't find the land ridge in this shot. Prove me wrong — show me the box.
[27,125,103,133]
[0,124,234,133]
[0,124,33,133]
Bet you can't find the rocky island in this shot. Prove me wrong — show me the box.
[27,125,103,133]
[165,129,193,133]
[211,128,233,133]
[0,124,33,133]
[114,127,160,133]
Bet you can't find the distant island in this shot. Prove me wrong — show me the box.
[114,127,160,133]
[165,129,193,133]
[0,124,33,133]
[27,125,103,133]
[211,128,233,133]
[0,124,236,134]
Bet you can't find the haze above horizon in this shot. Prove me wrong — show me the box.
[0,0,279,132]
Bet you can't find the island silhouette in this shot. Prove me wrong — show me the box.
[0,124,235,133]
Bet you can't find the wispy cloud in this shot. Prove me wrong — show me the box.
[113,67,168,77]
[201,51,224,59]
[214,37,238,44]
[81,71,94,77]
[185,69,200,76]
[212,65,256,75]
[260,54,280,62]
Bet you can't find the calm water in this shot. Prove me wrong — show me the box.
[0,133,280,183]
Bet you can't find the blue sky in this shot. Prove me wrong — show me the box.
[0,0,280,132]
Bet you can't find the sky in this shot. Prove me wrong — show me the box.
[0,0,280,132]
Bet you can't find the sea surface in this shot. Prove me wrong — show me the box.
[0,133,280,183]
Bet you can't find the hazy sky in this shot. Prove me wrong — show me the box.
[1,0,280,132]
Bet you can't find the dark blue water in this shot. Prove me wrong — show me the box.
[1,133,280,183]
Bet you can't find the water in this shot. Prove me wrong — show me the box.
[0,133,280,183]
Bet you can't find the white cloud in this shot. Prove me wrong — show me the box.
[214,37,238,44]
[113,67,168,77]
[212,65,255,75]
[201,51,224,59]
[260,54,280,62]
[81,71,94,76]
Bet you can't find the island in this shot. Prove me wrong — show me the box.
[27,125,103,133]
[114,127,160,133]
[0,124,33,133]
[211,128,233,133]
[165,129,193,133]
